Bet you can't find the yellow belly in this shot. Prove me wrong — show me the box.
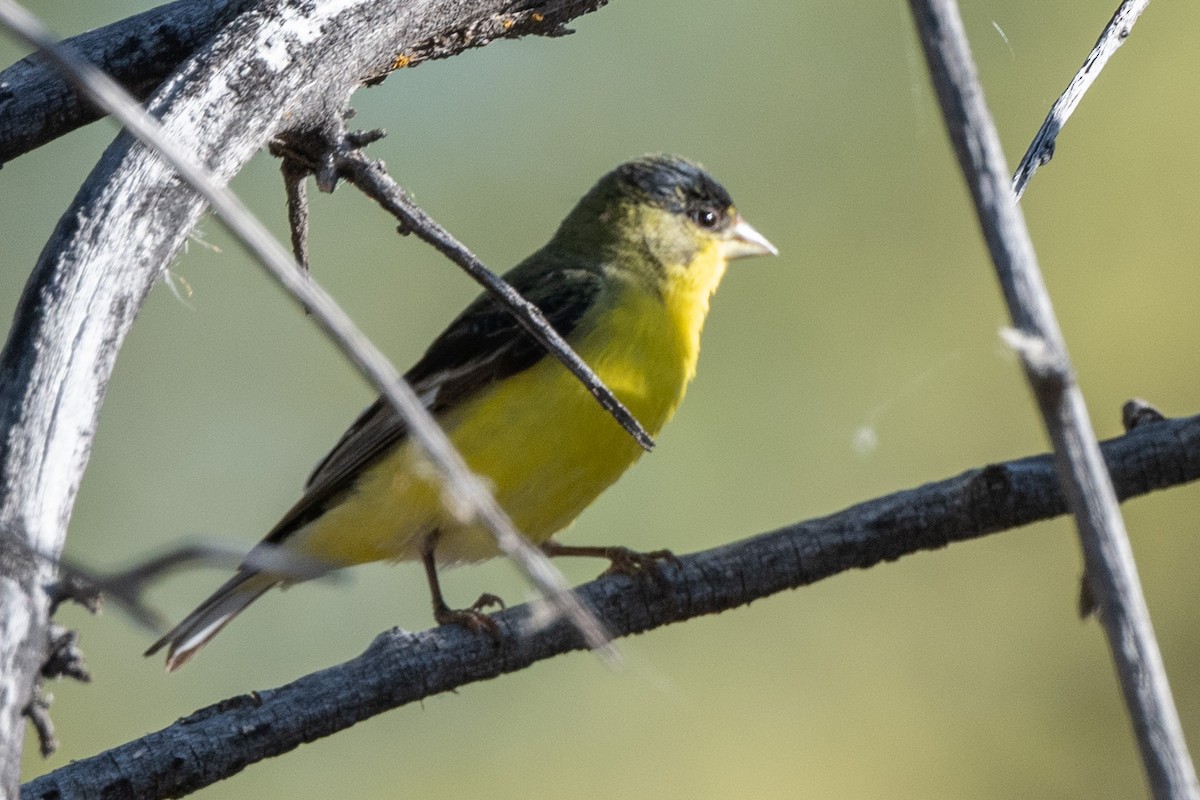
[286,275,713,567]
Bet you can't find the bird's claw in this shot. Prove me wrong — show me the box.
[600,547,678,591]
[598,547,674,576]
[469,592,505,613]
[434,593,505,641]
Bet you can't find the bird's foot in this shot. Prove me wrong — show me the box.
[602,548,678,592]
[434,593,505,641]
[542,541,679,590]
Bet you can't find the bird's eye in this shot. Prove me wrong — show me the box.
[688,207,719,229]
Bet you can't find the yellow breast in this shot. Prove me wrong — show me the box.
[290,246,726,567]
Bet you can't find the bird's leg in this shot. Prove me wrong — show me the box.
[542,541,678,585]
[420,531,504,640]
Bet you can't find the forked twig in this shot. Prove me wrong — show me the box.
[54,543,246,632]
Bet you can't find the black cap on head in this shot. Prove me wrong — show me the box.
[613,154,735,217]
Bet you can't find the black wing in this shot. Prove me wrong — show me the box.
[263,258,604,543]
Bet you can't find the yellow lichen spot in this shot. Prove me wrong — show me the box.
[392,54,411,70]
[532,12,544,22]
[502,17,514,30]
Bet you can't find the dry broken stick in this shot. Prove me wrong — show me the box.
[1011,0,1152,198]
[22,688,56,759]
[23,624,91,758]
[906,1,1198,798]
[269,129,655,452]
[281,157,312,275]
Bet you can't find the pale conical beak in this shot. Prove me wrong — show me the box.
[721,217,778,260]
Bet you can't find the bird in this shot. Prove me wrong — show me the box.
[146,154,777,670]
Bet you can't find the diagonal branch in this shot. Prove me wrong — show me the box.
[22,411,1200,800]
[1011,0,1152,199]
[271,133,653,449]
[906,1,1197,798]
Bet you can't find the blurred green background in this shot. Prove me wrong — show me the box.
[4,1,1199,797]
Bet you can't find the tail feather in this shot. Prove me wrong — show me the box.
[145,570,278,671]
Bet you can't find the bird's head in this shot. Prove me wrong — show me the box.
[550,154,777,296]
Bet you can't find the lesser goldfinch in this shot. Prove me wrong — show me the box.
[147,154,776,670]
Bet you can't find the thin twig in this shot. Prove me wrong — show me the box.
[0,0,611,656]
[906,2,1198,798]
[1078,397,1169,617]
[55,543,247,632]
[269,134,655,451]
[22,410,1200,800]
[281,159,311,274]
[1011,0,1151,199]
[22,689,56,759]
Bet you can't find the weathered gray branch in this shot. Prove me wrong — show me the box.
[0,0,607,793]
[1012,0,1152,198]
[22,411,1200,800]
[906,1,1197,798]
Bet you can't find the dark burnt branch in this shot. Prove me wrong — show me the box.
[22,410,1200,800]
[0,0,257,164]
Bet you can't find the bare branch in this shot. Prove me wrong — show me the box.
[1011,0,1151,198]
[22,689,55,760]
[19,624,91,760]
[22,410,1200,800]
[906,2,1197,798]
[1078,397,1169,617]
[0,0,257,164]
